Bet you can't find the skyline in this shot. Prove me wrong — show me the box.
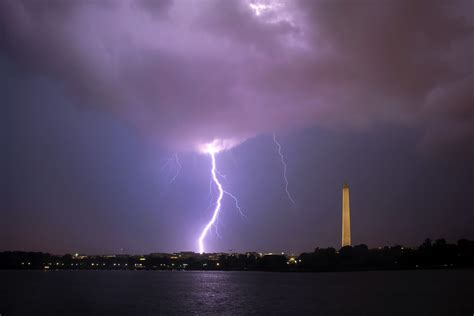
[2,0,473,255]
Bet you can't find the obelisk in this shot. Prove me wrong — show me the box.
[342,182,351,247]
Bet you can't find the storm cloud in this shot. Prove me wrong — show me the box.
[1,0,473,153]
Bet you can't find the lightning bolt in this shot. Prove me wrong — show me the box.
[160,153,181,184]
[169,153,181,184]
[272,133,296,205]
[198,151,224,254]
[224,190,246,219]
[216,170,245,218]
[197,141,246,253]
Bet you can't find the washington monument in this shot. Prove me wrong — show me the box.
[342,182,351,247]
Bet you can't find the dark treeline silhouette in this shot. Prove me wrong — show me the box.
[299,239,474,272]
[1,238,473,272]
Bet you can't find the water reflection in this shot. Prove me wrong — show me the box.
[1,270,473,315]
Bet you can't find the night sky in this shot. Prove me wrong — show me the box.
[2,0,473,255]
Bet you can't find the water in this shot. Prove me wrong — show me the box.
[1,270,473,315]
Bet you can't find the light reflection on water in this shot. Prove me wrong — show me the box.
[1,270,473,315]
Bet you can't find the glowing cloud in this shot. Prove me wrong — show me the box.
[197,138,243,154]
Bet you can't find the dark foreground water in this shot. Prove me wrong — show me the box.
[1,270,473,315]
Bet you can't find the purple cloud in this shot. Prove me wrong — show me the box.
[1,0,472,154]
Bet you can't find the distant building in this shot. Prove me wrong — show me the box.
[149,253,174,258]
[342,182,351,247]
[178,252,196,259]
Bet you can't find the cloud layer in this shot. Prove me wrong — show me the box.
[1,0,472,152]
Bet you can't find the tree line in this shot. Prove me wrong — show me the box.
[1,238,473,272]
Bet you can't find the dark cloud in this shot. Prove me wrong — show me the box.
[136,0,174,18]
[255,1,474,141]
[1,0,472,154]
